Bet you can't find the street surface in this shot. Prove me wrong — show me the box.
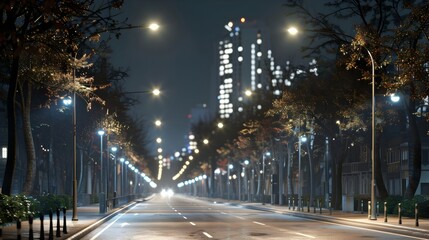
[81,194,427,239]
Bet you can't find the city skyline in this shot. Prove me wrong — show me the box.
[109,0,307,155]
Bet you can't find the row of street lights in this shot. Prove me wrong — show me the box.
[56,21,162,221]
[287,26,379,220]
[97,129,158,213]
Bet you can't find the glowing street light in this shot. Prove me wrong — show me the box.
[245,89,252,97]
[390,93,400,103]
[155,119,162,127]
[152,88,161,96]
[287,26,298,35]
[148,22,160,31]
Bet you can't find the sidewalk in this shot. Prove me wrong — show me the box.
[211,197,429,234]
[0,202,136,240]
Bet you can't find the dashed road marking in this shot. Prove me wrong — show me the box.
[203,232,213,238]
[295,232,316,238]
[253,221,265,226]
[189,222,196,226]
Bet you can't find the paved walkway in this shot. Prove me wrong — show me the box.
[209,197,429,235]
[0,202,137,240]
[1,195,429,239]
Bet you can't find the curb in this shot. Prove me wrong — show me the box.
[65,201,138,240]
[65,196,154,240]
[231,202,429,237]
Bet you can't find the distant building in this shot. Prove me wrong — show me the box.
[188,103,211,126]
[217,18,272,119]
[216,18,317,119]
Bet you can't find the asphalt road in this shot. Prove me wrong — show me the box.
[80,194,427,240]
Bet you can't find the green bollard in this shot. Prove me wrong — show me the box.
[384,202,387,222]
[415,203,419,227]
[307,200,310,212]
[398,203,402,225]
[63,208,68,234]
[17,219,21,240]
[301,197,304,212]
[292,197,295,211]
[368,201,371,220]
[313,199,316,213]
[29,215,34,240]
[56,208,61,237]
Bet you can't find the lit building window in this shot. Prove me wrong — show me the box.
[2,147,6,159]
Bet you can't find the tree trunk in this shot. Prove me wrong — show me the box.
[2,55,20,195]
[404,97,421,199]
[305,141,313,208]
[210,157,216,197]
[21,81,36,195]
[331,138,346,210]
[287,143,294,197]
[375,127,388,199]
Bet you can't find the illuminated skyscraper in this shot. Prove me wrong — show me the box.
[216,18,319,119]
[217,18,272,119]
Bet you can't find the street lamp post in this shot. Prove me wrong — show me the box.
[365,47,377,220]
[63,97,78,220]
[262,152,271,205]
[228,164,233,200]
[72,89,78,221]
[111,146,118,205]
[97,130,106,213]
[125,161,130,195]
[244,160,250,201]
[119,157,125,196]
[298,135,307,210]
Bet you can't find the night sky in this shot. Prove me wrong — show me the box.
[110,0,314,155]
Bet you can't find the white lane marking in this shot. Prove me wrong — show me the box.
[235,216,245,220]
[203,232,213,238]
[220,212,227,215]
[189,222,196,226]
[295,232,316,238]
[89,205,138,240]
[178,212,182,215]
[183,216,187,219]
[67,202,138,240]
[253,221,266,226]
[174,209,177,212]
[120,222,129,227]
